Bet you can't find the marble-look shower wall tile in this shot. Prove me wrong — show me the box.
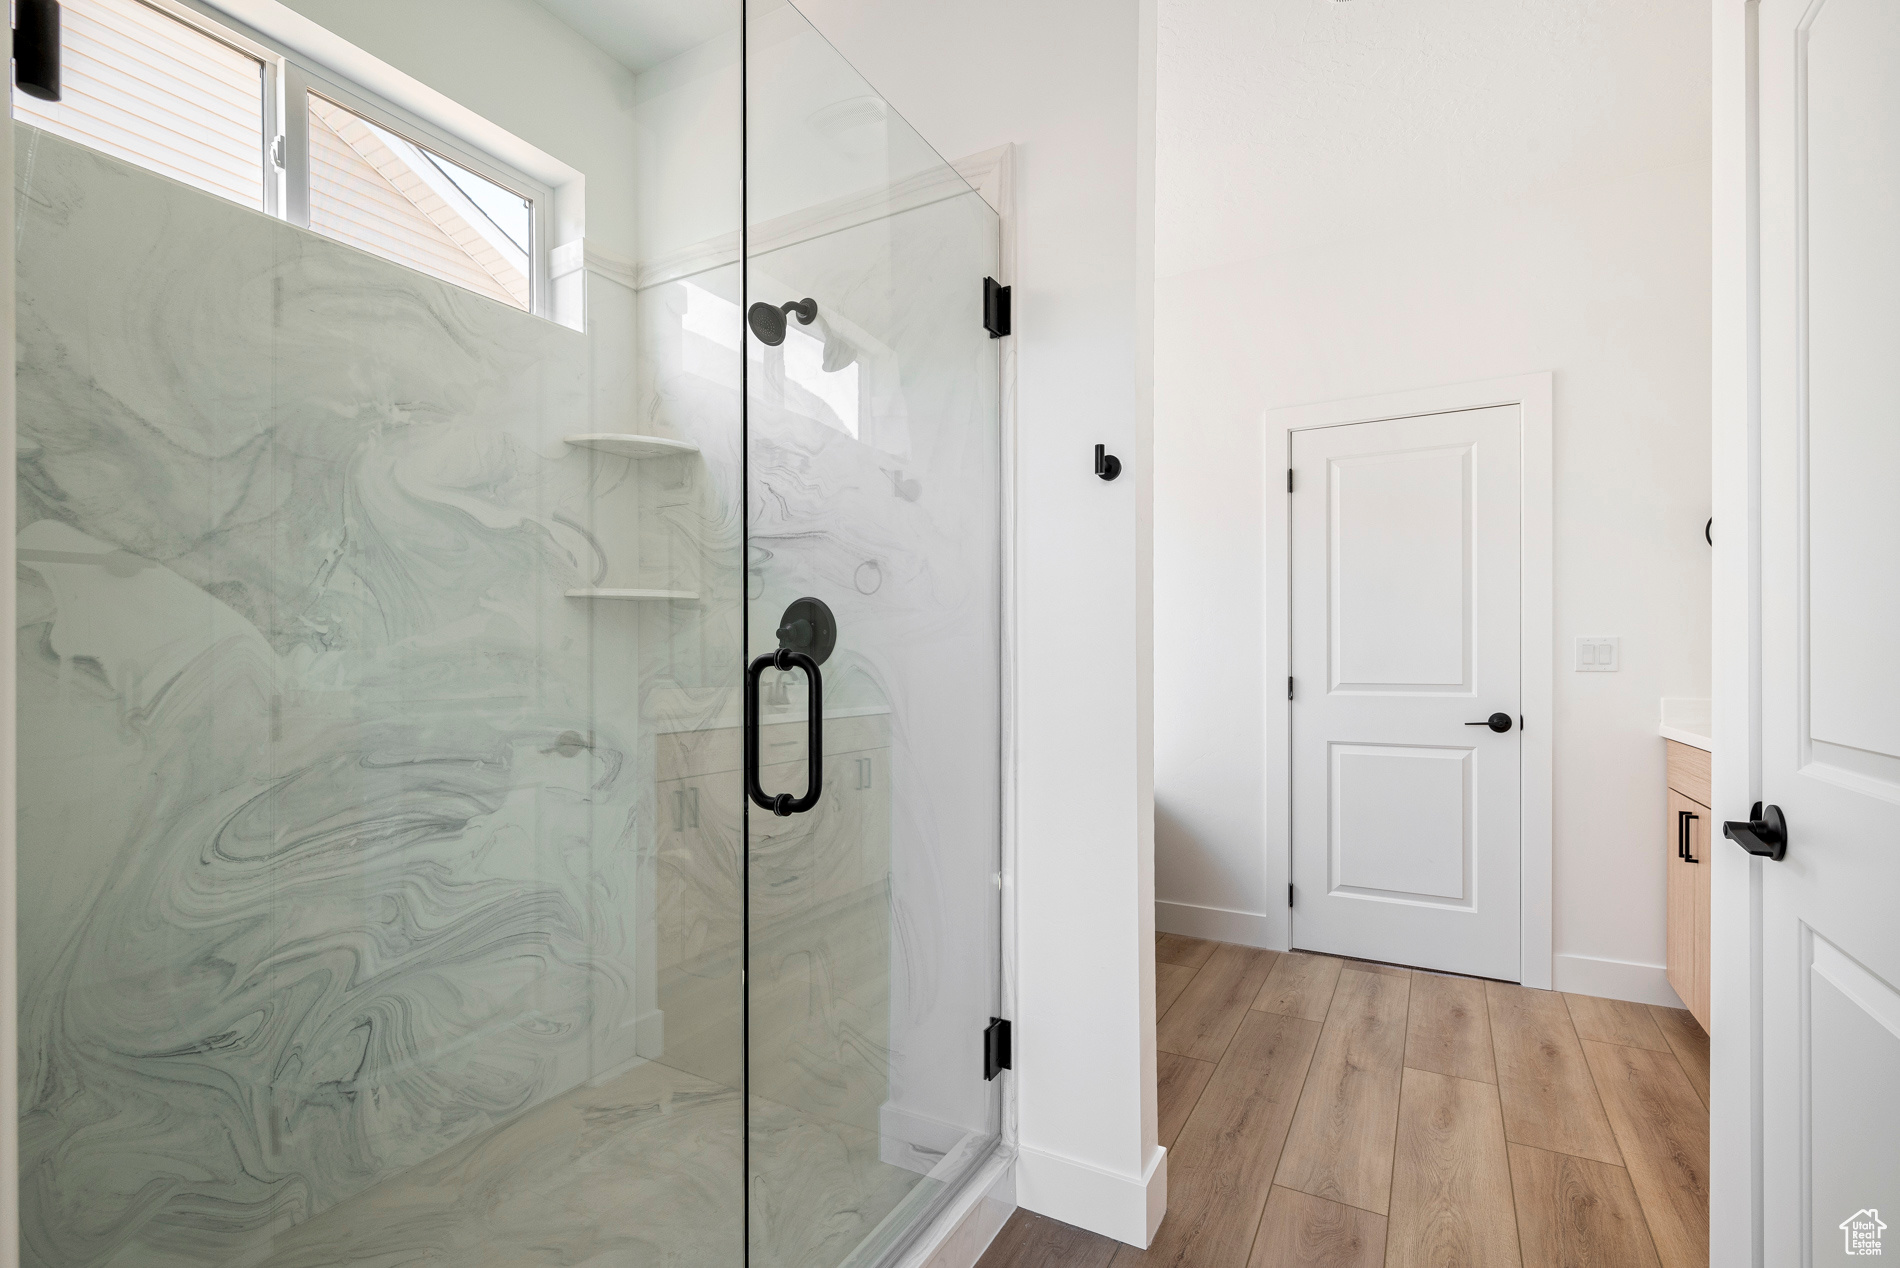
[11,131,737,1267]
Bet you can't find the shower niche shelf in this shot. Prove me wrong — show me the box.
[563,433,700,459]
[565,588,700,601]
[562,435,700,602]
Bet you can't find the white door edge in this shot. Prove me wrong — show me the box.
[1262,372,1554,988]
[1709,2,1761,1262]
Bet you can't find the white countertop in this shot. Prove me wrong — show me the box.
[1660,697,1712,752]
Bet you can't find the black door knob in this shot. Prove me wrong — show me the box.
[1464,712,1513,733]
[1723,802,1787,861]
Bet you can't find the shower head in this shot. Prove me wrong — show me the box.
[747,297,818,346]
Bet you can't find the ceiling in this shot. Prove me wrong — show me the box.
[531,0,735,73]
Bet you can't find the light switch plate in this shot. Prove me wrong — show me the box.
[1576,637,1620,672]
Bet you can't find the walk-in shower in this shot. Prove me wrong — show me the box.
[11,0,1004,1263]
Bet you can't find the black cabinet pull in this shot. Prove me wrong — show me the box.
[746,648,823,817]
[1723,802,1787,861]
[1679,808,1699,863]
[1465,712,1514,733]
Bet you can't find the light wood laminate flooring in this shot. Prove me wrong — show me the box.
[978,938,1709,1268]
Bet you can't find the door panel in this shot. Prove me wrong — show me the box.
[1331,744,1471,903]
[1332,446,1473,691]
[1757,0,1900,1258]
[1808,936,1900,1264]
[1291,405,1522,980]
[1804,0,1900,784]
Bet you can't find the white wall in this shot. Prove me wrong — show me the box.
[770,0,1163,1246]
[1155,0,1712,1004]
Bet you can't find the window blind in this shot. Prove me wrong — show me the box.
[13,0,265,211]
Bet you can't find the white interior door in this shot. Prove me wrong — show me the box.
[1756,1,1900,1260]
[1290,406,1522,981]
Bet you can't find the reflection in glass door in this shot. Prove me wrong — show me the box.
[744,5,1005,1265]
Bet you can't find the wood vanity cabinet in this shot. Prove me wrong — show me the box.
[1665,739,1713,1031]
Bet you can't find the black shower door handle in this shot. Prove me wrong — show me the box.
[746,648,823,816]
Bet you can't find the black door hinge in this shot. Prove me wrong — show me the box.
[15,0,61,102]
[1288,676,1294,701]
[1288,468,1294,493]
[1288,883,1295,907]
[983,277,1011,338]
[983,1017,1011,1081]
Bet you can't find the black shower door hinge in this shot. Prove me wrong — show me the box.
[15,0,62,102]
[1288,883,1295,908]
[983,277,1011,338]
[983,1017,1012,1080]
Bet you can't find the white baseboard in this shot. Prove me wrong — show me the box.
[895,1149,1017,1268]
[1017,1143,1166,1248]
[1552,953,1684,1008]
[1154,899,1280,949]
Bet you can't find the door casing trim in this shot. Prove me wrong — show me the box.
[1263,372,1554,988]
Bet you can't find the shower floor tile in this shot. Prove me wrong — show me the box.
[251,1061,743,1268]
[246,1060,928,1268]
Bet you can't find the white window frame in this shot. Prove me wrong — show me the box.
[135,0,562,320]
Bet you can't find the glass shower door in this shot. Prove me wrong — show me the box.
[743,5,1005,1265]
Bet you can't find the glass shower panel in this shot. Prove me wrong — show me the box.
[744,5,1004,1265]
[14,3,747,1265]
